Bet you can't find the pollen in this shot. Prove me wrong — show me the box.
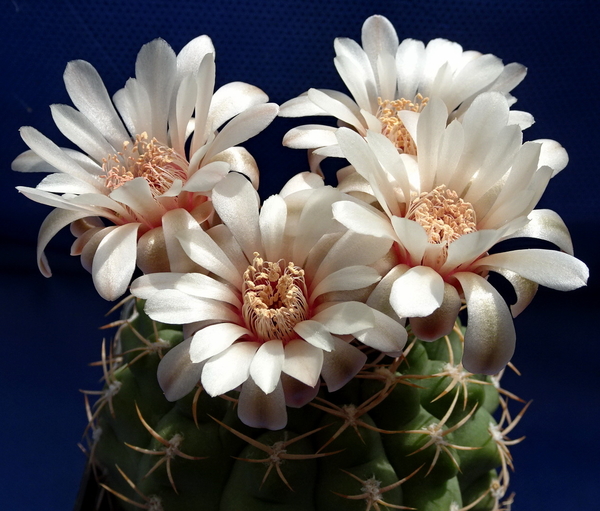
[242,253,309,343]
[407,185,477,245]
[101,132,188,197]
[377,94,428,155]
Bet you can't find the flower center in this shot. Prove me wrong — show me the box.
[407,185,477,244]
[377,95,428,155]
[101,132,188,197]
[242,253,309,343]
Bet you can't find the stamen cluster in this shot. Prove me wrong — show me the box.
[377,95,428,154]
[102,132,188,197]
[242,252,309,343]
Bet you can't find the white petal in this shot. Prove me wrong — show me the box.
[131,272,240,307]
[294,320,336,351]
[92,223,140,300]
[202,103,278,162]
[321,337,367,392]
[310,302,375,334]
[19,127,100,187]
[109,177,163,226]
[312,229,393,285]
[50,104,118,163]
[249,340,285,394]
[282,124,338,149]
[282,340,323,388]
[208,81,269,132]
[537,139,568,176]
[332,200,396,239]
[473,249,588,291]
[390,217,429,266]
[354,308,407,354]
[135,38,177,143]
[396,38,426,100]
[454,272,516,375]
[389,265,444,317]
[211,172,262,261]
[310,265,381,301]
[63,59,130,148]
[182,160,230,192]
[238,378,287,430]
[202,342,260,396]
[36,208,95,277]
[492,268,538,317]
[36,173,100,194]
[170,209,242,287]
[190,323,251,363]
[307,88,365,131]
[410,282,462,341]
[259,194,287,262]
[145,290,239,324]
[279,93,329,117]
[505,209,574,255]
[157,339,203,401]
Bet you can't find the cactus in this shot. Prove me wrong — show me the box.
[81,297,526,511]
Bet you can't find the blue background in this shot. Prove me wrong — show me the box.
[1,0,598,509]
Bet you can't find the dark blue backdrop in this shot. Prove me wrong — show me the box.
[1,1,598,509]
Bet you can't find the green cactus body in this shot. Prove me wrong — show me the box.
[83,298,525,511]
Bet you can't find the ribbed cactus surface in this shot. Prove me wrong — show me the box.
[83,298,526,511]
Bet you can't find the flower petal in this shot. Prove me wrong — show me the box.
[453,272,516,375]
[294,320,336,351]
[211,172,262,261]
[473,249,588,291]
[92,223,140,300]
[190,323,252,364]
[157,339,203,401]
[310,302,375,334]
[354,308,407,355]
[63,59,130,148]
[249,340,285,394]
[321,337,367,392]
[238,378,287,430]
[389,265,445,317]
[410,282,462,341]
[282,340,323,388]
[202,342,260,396]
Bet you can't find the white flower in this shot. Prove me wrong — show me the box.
[280,14,529,172]
[131,172,407,430]
[13,36,278,300]
[332,92,588,375]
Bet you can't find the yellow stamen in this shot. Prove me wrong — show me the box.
[407,185,477,245]
[377,95,428,155]
[101,132,188,196]
[242,253,309,343]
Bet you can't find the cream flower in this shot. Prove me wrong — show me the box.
[13,36,278,300]
[332,92,588,375]
[130,172,406,430]
[280,14,529,172]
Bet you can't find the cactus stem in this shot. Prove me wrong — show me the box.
[211,415,340,491]
[312,386,400,454]
[332,464,423,510]
[118,320,171,368]
[125,403,207,494]
[400,392,480,475]
[100,464,164,510]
